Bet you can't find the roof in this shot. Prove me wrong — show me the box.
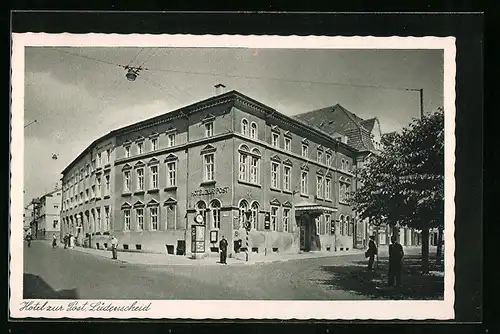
[293,104,377,151]
[62,90,361,175]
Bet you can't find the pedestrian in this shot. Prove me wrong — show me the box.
[219,235,228,264]
[388,235,404,287]
[52,233,58,248]
[366,235,378,270]
[69,234,75,248]
[25,232,32,248]
[110,235,118,260]
[63,233,68,249]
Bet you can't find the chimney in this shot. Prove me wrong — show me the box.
[214,83,226,96]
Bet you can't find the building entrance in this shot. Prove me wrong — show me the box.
[299,221,310,251]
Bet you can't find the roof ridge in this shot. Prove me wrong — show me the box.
[335,104,370,132]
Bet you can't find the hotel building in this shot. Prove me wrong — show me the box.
[60,86,416,258]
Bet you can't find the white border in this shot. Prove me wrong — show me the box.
[10,33,456,319]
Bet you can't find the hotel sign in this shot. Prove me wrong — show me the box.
[191,186,229,197]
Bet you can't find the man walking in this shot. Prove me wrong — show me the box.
[219,235,228,264]
[388,235,404,287]
[366,235,378,270]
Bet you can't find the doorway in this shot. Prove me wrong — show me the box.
[299,218,311,252]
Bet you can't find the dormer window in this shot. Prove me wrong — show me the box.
[317,149,323,163]
[124,146,131,158]
[137,142,144,155]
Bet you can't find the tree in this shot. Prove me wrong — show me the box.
[350,108,444,273]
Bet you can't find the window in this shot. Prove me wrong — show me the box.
[250,156,260,184]
[346,216,352,236]
[300,171,308,195]
[137,168,144,191]
[250,202,259,230]
[250,122,257,139]
[105,175,110,196]
[97,153,102,167]
[301,144,309,158]
[96,208,101,231]
[239,200,248,227]
[167,133,175,147]
[197,201,207,223]
[272,133,280,148]
[326,153,332,166]
[124,171,131,192]
[325,214,331,235]
[317,150,323,163]
[150,207,158,230]
[239,151,249,181]
[325,178,332,200]
[106,149,111,164]
[137,142,144,155]
[271,162,280,189]
[124,146,131,158]
[167,162,176,187]
[205,122,213,137]
[92,160,96,171]
[339,215,345,235]
[283,208,290,232]
[315,217,320,234]
[316,175,324,198]
[151,138,158,151]
[136,208,144,230]
[91,185,96,198]
[241,119,249,136]
[85,189,89,201]
[283,165,291,192]
[150,165,158,189]
[124,209,131,231]
[53,220,59,229]
[165,203,177,230]
[284,137,291,151]
[203,154,215,181]
[104,206,110,231]
[210,200,221,229]
[340,179,350,203]
[270,206,278,232]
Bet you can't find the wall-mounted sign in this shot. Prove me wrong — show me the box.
[191,187,229,197]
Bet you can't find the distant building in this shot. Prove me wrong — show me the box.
[31,189,62,240]
[60,87,417,259]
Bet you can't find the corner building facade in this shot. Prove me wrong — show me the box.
[61,90,375,258]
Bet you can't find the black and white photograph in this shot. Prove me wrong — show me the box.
[10,33,455,319]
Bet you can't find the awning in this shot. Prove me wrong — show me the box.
[295,202,338,214]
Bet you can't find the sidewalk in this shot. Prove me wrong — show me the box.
[39,240,364,266]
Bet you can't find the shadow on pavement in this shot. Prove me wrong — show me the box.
[23,274,79,299]
[319,255,444,300]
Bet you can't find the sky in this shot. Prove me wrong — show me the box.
[23,47,443,205]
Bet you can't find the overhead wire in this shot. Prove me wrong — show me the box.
[125,48,145,67]
[49,47,418,93]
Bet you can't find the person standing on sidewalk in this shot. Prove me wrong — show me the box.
[219,235,228,264]
[52,233,58,248]
[366,235,378,270]
[388,235,404,287]
[110,235,118,260]
[63,233,68,249]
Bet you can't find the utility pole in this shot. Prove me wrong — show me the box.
[405,88,424,119]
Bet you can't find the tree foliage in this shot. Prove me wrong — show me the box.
[350,108,444,231]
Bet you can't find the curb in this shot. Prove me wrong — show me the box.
[38,241,365,266]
